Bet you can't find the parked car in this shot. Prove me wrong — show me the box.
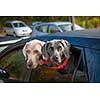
[32,22,84,36]
[0,29,100,83]
[3,20,32,37]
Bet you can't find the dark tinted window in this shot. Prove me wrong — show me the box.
[13,23,26,28]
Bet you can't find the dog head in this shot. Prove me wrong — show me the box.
[23,39,45,69]
[42,39,70,64]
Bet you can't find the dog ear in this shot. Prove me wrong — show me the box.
[22,42,29,60]
[61,39,71,59]
[41,42,49,59]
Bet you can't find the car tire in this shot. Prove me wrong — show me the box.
[13,32,17,37]
[4,30,6,33]
[6,33,9,36]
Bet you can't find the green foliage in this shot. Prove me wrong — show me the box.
[75,16,100,28]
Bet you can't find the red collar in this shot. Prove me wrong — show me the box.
[38,55,50,65]
[51,58,69,70]
[38,55,69,70]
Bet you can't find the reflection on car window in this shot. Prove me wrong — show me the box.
[0,49,27,81]
[48,25,59,33]
[13,23,26,28]
[36,25,48,33]
[58,24,72,32]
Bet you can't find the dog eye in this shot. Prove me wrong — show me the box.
[34,50,39,53]
[58,46,62,51]
[26,50,30,53]
[49,47,54,51]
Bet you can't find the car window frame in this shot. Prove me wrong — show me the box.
[71,46,89,82]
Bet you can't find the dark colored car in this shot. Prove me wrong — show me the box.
[0,28,100,83]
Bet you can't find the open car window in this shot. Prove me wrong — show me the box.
[0,48,28,81]
[0,43,87,83]
[30,46,87,83]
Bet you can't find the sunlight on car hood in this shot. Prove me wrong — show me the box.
[0,37,30,45]
[0,46,8,52]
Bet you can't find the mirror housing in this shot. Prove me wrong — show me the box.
[0,67,9,79]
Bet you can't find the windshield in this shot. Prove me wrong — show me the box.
[58,24,72,32]
[13,22,26,28]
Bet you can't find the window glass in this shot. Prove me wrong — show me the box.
[58,24,72,32]
[5,23,12,28]
[0,49,27,81]
[13,23,26,28]
[36,25,48,33]
[48,25,59,33]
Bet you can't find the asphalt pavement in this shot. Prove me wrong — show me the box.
[0,35,18,42]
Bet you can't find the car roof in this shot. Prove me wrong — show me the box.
[47,22,72,25]
[33,22,72,28]
[59,28,100,38]
[32,22,42,25]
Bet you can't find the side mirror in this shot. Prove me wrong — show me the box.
[0,67,9,79]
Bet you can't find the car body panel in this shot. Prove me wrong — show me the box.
[85,49,100,82]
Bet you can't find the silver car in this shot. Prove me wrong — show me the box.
[32,22,84,36]
[3,20,32,37]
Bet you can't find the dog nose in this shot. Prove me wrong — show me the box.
[27,60,33,68]
[53,56,58,61]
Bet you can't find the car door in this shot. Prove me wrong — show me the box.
[4,23,14,35]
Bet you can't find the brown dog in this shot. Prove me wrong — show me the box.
[23,39,45,69]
